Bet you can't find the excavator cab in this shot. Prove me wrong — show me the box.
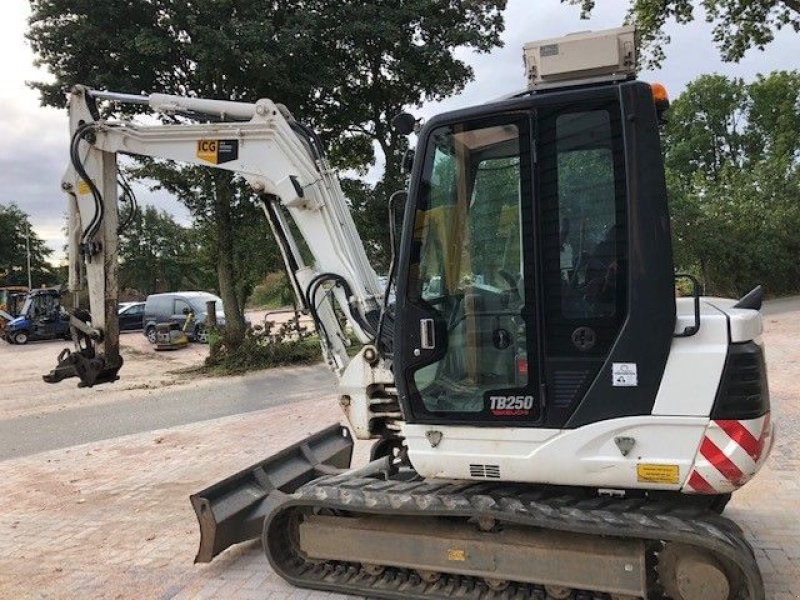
[394,79,675,430]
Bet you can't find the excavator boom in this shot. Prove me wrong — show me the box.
[46,84,385,387]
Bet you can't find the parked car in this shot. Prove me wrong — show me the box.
[4,289,70,345]
[143,292,225,344]
[118,301,145,331]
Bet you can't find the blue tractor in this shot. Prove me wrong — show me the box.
[4,289,71,345]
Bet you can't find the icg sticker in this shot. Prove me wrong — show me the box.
[196,139,239,165]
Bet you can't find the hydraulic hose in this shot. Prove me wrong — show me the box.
[375,189,405,355]
[116,169,139,234]
[69,122,104,255]
[304,272,377,360]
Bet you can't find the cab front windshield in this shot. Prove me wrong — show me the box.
[20,294,60,319]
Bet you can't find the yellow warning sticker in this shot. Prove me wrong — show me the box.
[447,549,466,561]
[77,180,91,195]
[637,463,680,485]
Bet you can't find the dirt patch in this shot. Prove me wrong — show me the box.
[0,309,309,421]
[0,331,208,420]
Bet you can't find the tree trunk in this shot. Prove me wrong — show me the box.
[212,172,247,345]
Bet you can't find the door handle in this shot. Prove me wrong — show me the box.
[420,318,435,350]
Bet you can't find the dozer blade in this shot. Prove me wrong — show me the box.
[190,424,353,563]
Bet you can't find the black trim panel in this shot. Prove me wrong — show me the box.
[711,341,770,420]
[563,83,676,428]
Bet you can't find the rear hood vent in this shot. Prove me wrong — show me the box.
[469,464,501,479]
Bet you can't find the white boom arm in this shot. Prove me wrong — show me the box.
[47,85,388,388]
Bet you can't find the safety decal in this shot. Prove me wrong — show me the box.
[684,414,772,494]
[196,139,239,165]
[636,463,679,485]
[77,180,91,195]
[447,549,466,561]
[612,362,638,386]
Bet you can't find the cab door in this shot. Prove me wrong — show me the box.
[395,114,540,425]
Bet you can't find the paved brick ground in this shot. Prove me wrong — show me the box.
[0,309,798,599]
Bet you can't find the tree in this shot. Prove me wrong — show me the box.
[0,203,56,287]
[564,0,800,67]
[132,163,283,316]
[663,72,800,295]
[294,2,506,174]
[118,205,212,296]
[28,0,303,343]
[299,1,507,271]
[28,0,508,341]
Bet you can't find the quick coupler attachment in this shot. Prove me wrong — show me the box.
[43,347,123,388]
[190,424,354,563]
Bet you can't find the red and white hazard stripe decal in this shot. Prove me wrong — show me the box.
[683,413,773,494]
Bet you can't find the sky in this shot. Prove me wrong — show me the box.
[1,0,799,264]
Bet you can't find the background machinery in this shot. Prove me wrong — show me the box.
[4,288,70,345]
[0,286,28,335]
[46,26,773,600]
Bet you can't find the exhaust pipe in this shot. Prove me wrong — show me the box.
[190,424,354,563]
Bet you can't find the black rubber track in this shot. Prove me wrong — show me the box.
[262,475,764,600]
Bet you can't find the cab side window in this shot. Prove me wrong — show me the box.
[555,111,619,319]
[539,104,628,358]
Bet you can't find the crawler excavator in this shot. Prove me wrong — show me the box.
[45,26,774,600]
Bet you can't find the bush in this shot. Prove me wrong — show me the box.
[248,272,295,309]
[204,315,321,374]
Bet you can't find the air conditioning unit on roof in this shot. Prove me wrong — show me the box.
[524,25,637,90]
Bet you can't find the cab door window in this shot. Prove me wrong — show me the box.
[406,117,537,421]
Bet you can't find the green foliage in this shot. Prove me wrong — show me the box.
[248,272,295,309]
[204,317,321,375]
[664,71,800,296]
[0,203,56,287]
[563,0,800,67]
[293,1,507,178]
[340,177,401,272]
[118,205,212,295]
